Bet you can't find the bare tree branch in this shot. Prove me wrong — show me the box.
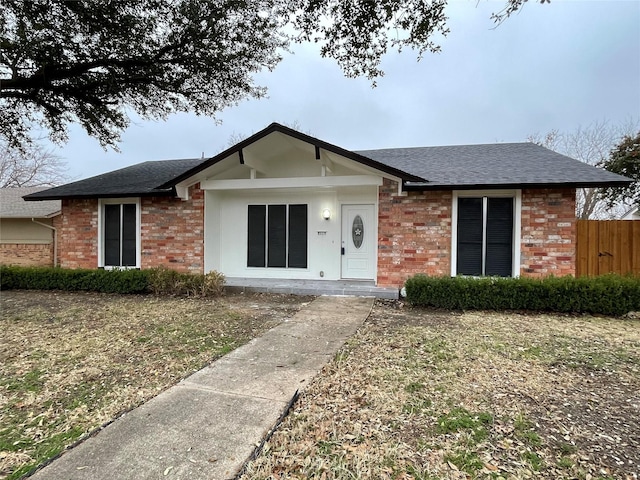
[528,119,639,219]
[0,139,69,188]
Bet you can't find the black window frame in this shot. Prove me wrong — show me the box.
[101,201,139,268]
[455,196,514,277]
[247,204,308,269]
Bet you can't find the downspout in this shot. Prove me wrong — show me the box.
[31,218,57,267]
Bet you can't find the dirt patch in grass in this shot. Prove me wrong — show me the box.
[240,302,640,480]
[0,290,311,480]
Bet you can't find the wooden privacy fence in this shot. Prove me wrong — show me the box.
[576,220,640,277]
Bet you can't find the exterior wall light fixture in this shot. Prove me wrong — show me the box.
[322,208,331,220]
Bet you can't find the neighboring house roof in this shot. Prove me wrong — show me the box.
[357,143,630,190]
[24,158,204,201]
[621,205,639,220]
[0,187,61,217]
[24,123,632,200]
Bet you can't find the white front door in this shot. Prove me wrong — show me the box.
[341,204,376,280]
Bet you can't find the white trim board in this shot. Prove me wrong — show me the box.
[201,175,383,191]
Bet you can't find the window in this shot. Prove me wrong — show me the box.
[453,193,519,277]
[100,199,139,268]
[247,204,307,268]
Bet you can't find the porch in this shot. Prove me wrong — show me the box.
[224,277,399,299]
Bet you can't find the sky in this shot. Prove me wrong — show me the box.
[49,0,640,181]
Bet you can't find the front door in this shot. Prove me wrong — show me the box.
[341,204,376,280]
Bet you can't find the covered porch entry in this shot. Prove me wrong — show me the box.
[187,126,403,286]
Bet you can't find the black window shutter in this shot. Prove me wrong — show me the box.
[268,205,287,267]
[485,197,514,277]
[121,204,137,266]
[288,204,308,268]
[247,205,266,267]
[104,204,121,266]
[456,198,483,276]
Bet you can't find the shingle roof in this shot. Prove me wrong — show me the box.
[355,142,630,190]
[24,158,205,201]
[0,187,61,217]
[23,124,631,201]
[150,123,634,193]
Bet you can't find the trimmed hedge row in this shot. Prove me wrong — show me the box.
[0,265,148,293]
[0,265,225,297]
[404,274,640,316]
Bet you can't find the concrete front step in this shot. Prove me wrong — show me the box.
[224,277,399,299]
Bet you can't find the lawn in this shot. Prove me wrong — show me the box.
[239,301,640,480]
[2,293,638,480]
[0,290,309,480]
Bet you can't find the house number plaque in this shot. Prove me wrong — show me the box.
[352,215,364,249]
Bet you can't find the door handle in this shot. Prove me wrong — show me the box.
[341,247,345,255]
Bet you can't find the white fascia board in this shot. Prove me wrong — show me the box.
[175,185,190,200]
[175,178,207,200]
[201,175,383,190]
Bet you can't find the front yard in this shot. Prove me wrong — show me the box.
[240,302,640,480]
[1,291,638,480]
[0,290,309,479]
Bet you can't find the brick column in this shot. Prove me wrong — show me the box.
[520,188,576,277]
[377,179,452,287]
[141,184,205,273]
[57,198,99,269]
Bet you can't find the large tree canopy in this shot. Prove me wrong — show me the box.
[0,0,286,149]
[0,0,543,150]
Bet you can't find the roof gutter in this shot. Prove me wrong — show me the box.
[403,179,632,191]
[31,218,57,267]
[23,190,176,201]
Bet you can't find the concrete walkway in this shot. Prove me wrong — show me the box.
[31,295,373,480]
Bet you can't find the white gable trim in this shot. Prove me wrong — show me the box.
[173,129,407,197]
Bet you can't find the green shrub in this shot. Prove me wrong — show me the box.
[0,265,225,297]
[0,265,149,294]
[404,274,640,316]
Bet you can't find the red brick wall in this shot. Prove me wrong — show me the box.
[140,184,204,273]
[520,188,576,277]
[377,179,452,287]
[377,181,577,287]
[0,243,53,267]
[57,198,99,269]
[56,185,204,272]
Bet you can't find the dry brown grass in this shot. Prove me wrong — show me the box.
[240,302,640,480]
[0,290,310,479]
